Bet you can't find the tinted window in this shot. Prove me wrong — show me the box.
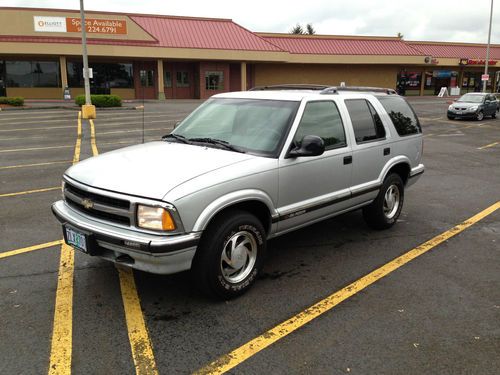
[378,96,421,136]
[6,60,60,88]
[294,101,346,149]
[345,99,386,143]
[67,62,133,88]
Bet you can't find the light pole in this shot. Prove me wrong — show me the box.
[483,0,494,92]
[80,0,95,118]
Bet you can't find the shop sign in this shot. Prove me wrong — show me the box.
[463,59,498,66]
[481,74,489,81]
[34,16,67,32]
[433,70,452,78]
[34,16,127,35]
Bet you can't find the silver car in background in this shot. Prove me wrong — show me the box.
[52,85,424,299]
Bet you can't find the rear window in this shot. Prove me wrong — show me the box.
[345,99,386,143]
[378,96,421,136]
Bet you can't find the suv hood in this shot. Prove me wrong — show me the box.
[65,141,253,200]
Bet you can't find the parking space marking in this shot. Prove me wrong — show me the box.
[48,112,81,375]
[0,160,72,170]
[0,240,62,260]
[0,145,73,153]
[0,125,74,133]
[196,201,500,375]
[0,186,60,198]
[91,118,158,374]
[48,244,75,375]
[118,267,159,375]
[478,141,499,150]
[96,127,165,136]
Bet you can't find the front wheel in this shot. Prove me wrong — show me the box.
[191,210,266,299]
[363,173,405,230]
[476,110,484,121]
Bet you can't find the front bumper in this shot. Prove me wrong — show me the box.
[52,200,200,274]
[447,109,478,119]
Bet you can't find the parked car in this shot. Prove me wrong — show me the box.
[447,93,498,120]
[52,85,424,299]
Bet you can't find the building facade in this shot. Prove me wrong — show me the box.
[0,7,499,100]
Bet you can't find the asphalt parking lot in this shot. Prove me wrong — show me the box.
[0,97,499,375]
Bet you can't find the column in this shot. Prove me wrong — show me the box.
[240,62,247,91]
[157,59,165,100]
[59,56,68,98]
[419,70,425,96]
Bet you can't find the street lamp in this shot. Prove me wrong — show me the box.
[80,0,96,118]
[483,0,494,92]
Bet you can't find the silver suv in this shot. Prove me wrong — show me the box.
[52,85,424,299]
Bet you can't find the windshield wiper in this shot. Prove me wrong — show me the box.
[162,133,190,144]
[188,137,246,153]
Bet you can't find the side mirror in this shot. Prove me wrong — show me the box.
[287,135,325,158]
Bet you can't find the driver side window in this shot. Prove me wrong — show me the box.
[294,101,347,150]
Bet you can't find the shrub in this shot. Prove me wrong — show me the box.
[0,97,24,106]
[75,94,122,107]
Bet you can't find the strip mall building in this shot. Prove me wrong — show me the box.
[0,7,499,100]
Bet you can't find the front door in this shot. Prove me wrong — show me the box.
[277,100,353,233]
[134,61,157,99]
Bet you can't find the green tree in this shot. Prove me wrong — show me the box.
[306,23,316,35]
[290,24,304,34]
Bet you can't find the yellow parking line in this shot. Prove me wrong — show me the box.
[48,111,81,375]
[48,244,75,375]
[0,240,62,260]
[0,186,60,198]
[196,201,500,375]
[0,145,73,153]
[478,141,499,150]
[92,118,158,374]
[0,160,71,170]
[118,267,159,375]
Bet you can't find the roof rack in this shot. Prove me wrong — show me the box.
[248,84,397,95]
[320,86,397,95]
[249,84,329,91]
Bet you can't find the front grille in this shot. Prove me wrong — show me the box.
[64,181,132,226]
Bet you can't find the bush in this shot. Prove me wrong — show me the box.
[75,94,122,107]
[0,97,24,106]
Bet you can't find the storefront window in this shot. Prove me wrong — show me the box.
[423,70,458,95]
[164,71,172,87]
[462,72,485,92]
[205,71,224,90]
[5,60,60,87]
[176,71,189,87]
[0,61,5,96]
[67,62,133,90]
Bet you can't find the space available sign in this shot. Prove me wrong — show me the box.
[33,16,127,35]
[34,16,67,32]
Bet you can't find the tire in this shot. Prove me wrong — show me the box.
[191,210,266,299]
[492,111,497,119]
[363,173,404,230]
[476,110,484,121]
[447,115,454,120]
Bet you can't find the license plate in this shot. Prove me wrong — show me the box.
[65,226,88,253]
[456,111,463,114]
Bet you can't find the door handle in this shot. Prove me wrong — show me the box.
[384,147,390,156]
[343,156,352,165]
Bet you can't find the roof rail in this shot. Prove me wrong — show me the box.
[249,84,329,91]
[320,86,397,95]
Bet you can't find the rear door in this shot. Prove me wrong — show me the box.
[277,99,353,233]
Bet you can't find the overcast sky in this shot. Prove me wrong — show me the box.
[6,0,500,44]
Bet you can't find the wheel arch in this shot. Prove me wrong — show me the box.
[380,157,412,185]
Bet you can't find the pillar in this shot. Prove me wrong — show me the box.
[59,56,68,98]
[419,70,425,96]
[240,62,247,91]
[157,59,165,100]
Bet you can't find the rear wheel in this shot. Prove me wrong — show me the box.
[191,210,266,299]
[363,173,404,230]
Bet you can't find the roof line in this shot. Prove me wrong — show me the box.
[0,6,233,23]
[257,32,403,41]
[407,40,500,48]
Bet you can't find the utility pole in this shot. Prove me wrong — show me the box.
[483,0,494,92]
[80,0,96,118]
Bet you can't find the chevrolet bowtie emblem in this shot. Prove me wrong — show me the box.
[82,198,94,209]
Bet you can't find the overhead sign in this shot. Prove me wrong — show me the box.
[34,16,67,33]
[34,16,127,35]
[481,74,489,81]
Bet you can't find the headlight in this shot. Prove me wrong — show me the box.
[137,205,176,231]
[448,105,453,110]
[470,106,478,111]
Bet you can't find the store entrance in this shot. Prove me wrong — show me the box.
[0,61,6,97]
[434,78,450,94]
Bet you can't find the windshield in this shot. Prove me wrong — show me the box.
[457,94,485,103]
[170,98,299,157]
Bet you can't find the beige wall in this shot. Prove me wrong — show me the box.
[254,64,399,89]
[6,87,61,99]
[110,88,135,99]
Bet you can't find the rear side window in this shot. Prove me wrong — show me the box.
[294,101,347,150]
[378,96,421,136]
[345,99,386,143]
